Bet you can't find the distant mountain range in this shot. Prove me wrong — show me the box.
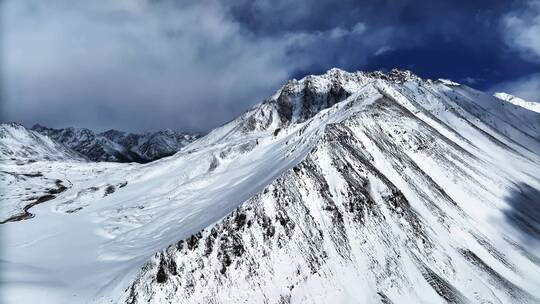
[31,124,199,162]
[0,123,198,163]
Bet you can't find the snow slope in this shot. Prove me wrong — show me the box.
[1,69,540,304]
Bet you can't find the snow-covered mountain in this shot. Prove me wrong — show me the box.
[131,129,200,160]
[0,123,85,162]
[494,92,540,113]
[1,69,539,304]
[31,125,199,162]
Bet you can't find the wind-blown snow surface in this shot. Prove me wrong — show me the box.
[1,69,540,304]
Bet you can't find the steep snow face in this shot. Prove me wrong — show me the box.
[2,69,540,304]
[0,123,85,162]
[494,92,540,113]
[32,125,199,162]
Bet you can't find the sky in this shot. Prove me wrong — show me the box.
[1,0,539,133]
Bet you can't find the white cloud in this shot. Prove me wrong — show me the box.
[375,46,392,56]
[494,2,540,105]
[502,1,540,61]
[302,22,367,40]
[462,77,480,85]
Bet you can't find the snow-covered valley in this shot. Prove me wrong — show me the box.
[1,69,540,304]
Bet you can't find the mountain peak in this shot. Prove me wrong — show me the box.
[31,123,49,130]
[296,68,421,85]
[198,68,437,145]
[274,68,422,123]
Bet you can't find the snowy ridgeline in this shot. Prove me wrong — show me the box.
[1,68,540,304]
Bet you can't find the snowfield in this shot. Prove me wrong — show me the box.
[1,69,540,304]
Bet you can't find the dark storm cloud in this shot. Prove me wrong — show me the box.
[1,0,539,132]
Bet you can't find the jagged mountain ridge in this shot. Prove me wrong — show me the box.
[31,124,199,162]
[1,69,539,304]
